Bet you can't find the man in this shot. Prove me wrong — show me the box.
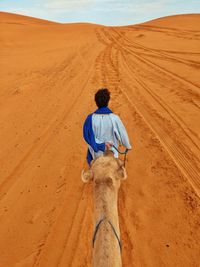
[83,88,132,165]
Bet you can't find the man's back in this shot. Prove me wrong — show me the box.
[89,113,131,159]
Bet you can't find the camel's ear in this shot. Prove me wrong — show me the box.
[117,166,127,180]
[81,169,93,183]
[117,159,127,180]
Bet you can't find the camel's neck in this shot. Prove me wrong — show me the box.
[94,184,118,221]
[93,182,121,267]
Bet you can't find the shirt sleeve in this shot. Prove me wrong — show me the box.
[114,115,132,149]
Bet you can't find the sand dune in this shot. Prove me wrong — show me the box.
[0,11,200,267]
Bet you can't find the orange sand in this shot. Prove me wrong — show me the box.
[0,12,200,267]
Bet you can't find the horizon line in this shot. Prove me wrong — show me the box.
[1,11,199,27]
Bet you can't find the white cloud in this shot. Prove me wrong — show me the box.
[44,0,93,10]
[89,0,165,14]
[119,1,165,13]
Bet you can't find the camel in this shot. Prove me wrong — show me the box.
[82,150,127,267]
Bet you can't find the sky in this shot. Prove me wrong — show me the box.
[1,0,200,26]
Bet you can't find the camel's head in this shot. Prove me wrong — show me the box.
[81,151,127,188]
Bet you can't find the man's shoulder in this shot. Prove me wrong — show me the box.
[86,113,93,119]
[109,113,120,120]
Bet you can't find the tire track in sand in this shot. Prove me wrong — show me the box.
[0,58,94,202]
[94,28,135,265]
[102,27,200,95]
[32,53,98,266]
[96,27,200,197]
[119,47,200,197]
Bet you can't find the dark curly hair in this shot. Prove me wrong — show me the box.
[95,88,110,108]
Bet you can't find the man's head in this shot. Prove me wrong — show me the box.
[95,88,110,108]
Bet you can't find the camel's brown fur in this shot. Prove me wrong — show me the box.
[82,151,127,267]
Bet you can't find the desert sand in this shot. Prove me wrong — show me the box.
[0,11,200,266]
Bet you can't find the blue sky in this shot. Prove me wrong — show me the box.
[1,0,200,25]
